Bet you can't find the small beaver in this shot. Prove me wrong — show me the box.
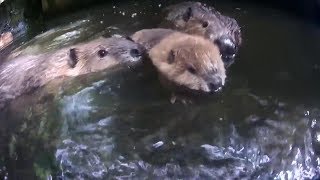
[160,1,242,66]
[132,29,226,93]
[0,37,145,109]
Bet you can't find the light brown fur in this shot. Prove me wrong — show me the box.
[132,29,226,93]
[0,32,13,50]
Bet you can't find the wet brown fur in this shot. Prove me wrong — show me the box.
[0,37,145,109]
[160,1,242,47]
[0,32,13,50]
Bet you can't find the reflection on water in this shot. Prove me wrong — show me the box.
[54,80,320,179]
[1,0,320,179]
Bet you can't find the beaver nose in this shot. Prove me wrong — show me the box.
[214,36,237,63]
[208,77,223,92]
[130,48,142,58]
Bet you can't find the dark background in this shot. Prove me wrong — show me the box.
[1,0,320,20]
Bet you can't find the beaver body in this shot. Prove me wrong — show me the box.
[0,37,145,109]
[160,2,242,65]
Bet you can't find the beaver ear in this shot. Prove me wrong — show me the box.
[167,50,175,64]
[182,7,193,22]
[68,48,79,68]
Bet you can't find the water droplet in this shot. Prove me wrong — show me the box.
[316,132,320,142]
[305,110,310,116]
[131,13,137,18]
[152,141,164,148]
[311,119,317,128]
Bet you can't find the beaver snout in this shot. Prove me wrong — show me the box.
[214,36,237,65]
[208,77,223,92]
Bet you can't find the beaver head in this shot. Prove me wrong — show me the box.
[0,37,146,109]
[149,32,226,93]
[63,37,145,76]
[162,2,242,66]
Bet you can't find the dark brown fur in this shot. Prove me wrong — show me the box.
[160,2,242,64]
[161,2,241,46]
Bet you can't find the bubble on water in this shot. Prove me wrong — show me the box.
[131,13,137,18]
[152,141,164,149]
[201,144,243,161]
[305,110,310,116]
[311,119,317,128]
[56,139,108,179]
[98,117,113,127]
[118,11,126,16]
[316,132,320,142]
[245,114,261,124]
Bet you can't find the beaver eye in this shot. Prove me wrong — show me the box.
[202,21,209,28]
[97,49,108,58]
[187,66,197,74]
[130,49,141,58]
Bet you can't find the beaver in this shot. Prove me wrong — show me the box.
[0,37,145,109]
[160,1,242,66]
[131,28,226,94]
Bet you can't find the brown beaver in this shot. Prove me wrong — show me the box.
[131,28,226,94]
[160,1,242,66]
[0,37,145,109]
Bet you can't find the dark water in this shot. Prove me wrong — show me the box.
[1,0,320,179]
